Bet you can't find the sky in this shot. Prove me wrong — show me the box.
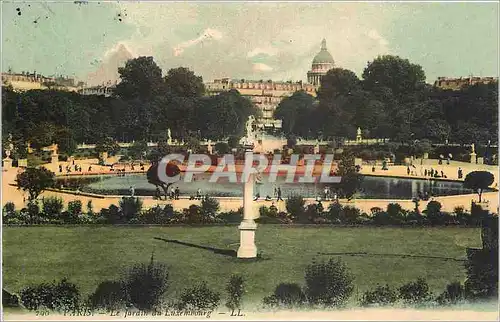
[2,1,499,85]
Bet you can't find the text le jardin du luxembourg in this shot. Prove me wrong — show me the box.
[157,153,343,184]
[50,307,232,319]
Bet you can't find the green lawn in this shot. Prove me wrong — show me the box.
[2,226,481,304]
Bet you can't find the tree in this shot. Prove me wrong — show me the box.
[317,68,361,100]
[274,91,316,136]
[463,171,495,203]
[147,161,181,199]
[334,151,363,200]
[362,55,426,97]
[185,137,201,153]
[95,137,120,155]
[129,140,149,160]
[198,90,257,139]
[225,274,245,311]
[163,67,205,98]
[304,258,354,307]
[123,255,169,310]
[227,136,240,149]
[215,142,230,155]
[114,56,164,101]
[16,167,55,202]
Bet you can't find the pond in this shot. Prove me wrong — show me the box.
[79,173,480,200]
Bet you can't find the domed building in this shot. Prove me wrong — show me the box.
[307,39,335,86]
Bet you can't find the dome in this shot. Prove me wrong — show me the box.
[312,39,334,65]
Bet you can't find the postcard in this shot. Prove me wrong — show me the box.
[1,1,499,320]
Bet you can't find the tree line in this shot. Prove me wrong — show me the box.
[274,55,498,144]
[2,57,258,158]
[2,55,497,159]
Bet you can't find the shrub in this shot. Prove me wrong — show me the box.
[176,282,220,311]
[3,289,20,307]
[201,197,220,221]
[183,205,204,224]
[436,281,465,305]
[225,274,245,311]
[286,195,306,222]
[42,197,64,219]
[386,203,405,224]
[263,283,306,308]
[20,278,80,312]
[77,214,96,224]
[454,206,470,225]
[360,284,398,307]
[398,278,431,304]
[66,200,83,223]
[3,202,16,222]
[123,256,169,310]
[119,197,143,223]
[464,245,498,300]
[326,203,343,224]
[424,201,444,226]
[88,280,126,310]
[341,206,361,225]
[26,201,42,224]
[304,258,354,307]
[305,204,322,223]
[218,209,243,223]
[470,202,489,226]
[3,202,15,214]
[141,206,167,224]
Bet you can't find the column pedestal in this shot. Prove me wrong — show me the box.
[470,152,477,164]
[237,220,257,258]
[51,154,59,164]
[237,152,258,259]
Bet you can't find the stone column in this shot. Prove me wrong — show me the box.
[3,157,12,170]
[237,152,258,259]
[51,153,59,164]
[470,152,477,164]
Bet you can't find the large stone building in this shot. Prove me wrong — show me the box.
[205,39,334,129]
[205,79,317,129]
[1,71,84,92]
[307,38,335,86]
[434,76,498,90]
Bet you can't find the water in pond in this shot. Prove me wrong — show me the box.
[81,173,479,199]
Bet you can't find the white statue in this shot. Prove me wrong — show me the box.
[356,127,362,142]
[471,143,475,154]
[207,140,213,155]
[167,128,173,145]
[241,115,257,146]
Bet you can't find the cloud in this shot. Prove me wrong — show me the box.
[247,46,279,58]
[173,28,223,57]
[367,29,389,47]
[252,63,273,72]
[86,43,135,85]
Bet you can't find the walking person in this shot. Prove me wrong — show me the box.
[129,186,135,197]
[175,187,180,200]
[277,187,283,201]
